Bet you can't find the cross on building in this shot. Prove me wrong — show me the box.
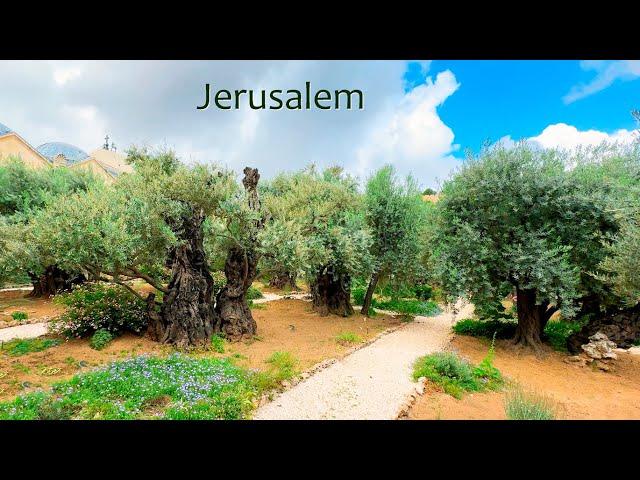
[104,134,110,150]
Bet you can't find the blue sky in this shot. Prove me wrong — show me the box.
[0,60,638,189]
[404,60,639,154]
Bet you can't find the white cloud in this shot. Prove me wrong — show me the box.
[498,123,637,150]
[53,66,83,86]
[0,60,462,189]
[563,60,640,104]
[352,70,461,188]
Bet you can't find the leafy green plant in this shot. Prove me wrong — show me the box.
[0,354,256,420]
[413,284,433,301]
[472,334,503,388]
[251,351,299,393]
[335,332,362,345]
[89,329,114,351]
[504,388,557,420]
[373,298,440,316]
[246,286,264,300]
[211,334,226,353]
[1,337,61,356]
[51,283,147,338]
[11,311,28,322]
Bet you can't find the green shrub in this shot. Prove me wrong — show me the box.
[374,298,440,316]
[351,285,366,305]
[453,317,586,352]
[504,388,557,420]
[89,329,114,351]
[413,284,433,301]
[246,286,264,300]
[1,337,61,356]
[413,347,502,399]
[211,334,226,353]
[0,354,255,420]
[413,352,480,399]
[11,311,28,322]
[251,351,299,393]
[335,332,362,345]
[51,283,147,338]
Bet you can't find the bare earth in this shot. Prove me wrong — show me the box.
[254,302,472,420]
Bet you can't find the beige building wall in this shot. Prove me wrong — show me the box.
[0,134,51,169]
[70,158,116,184]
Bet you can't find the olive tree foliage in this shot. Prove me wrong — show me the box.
[261,166,374,315]
[24,148,239,346]
[0,157,98,292]
[433,143,618,349]
[360,165,429,315]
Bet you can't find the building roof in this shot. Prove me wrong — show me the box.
[36,142,90,165]
[89,148,134,174]
[0,122,13,136]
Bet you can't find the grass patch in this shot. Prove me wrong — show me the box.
[1,337,61,356]
[372,298,441,316]
[453,317,586,352]
[11,311,28,322]
[246,286,264,300]
[335,331,363,346]
[89,329,113,351]
[251,351,299,393]
[210,334,226,353]
[504,388,557,420]
[0,354,256,420]
[413,340,502,399]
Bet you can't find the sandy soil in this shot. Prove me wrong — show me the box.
[0,298,399,401]
[0,290,64,327]
[407,335,640,420]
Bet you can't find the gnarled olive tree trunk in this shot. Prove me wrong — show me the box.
[360,271,380,316]
[147,208,218,347]
[311,268,354,317]
[215,167,263,340]
[28,265,85,298]
[513,287,557,349]
[268,271,299,290]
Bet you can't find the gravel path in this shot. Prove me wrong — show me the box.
[253,301,473,420]
[0,322,49,342]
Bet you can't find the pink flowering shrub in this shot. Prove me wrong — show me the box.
[51,283,147,338]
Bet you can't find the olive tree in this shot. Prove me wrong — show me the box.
[434,143,617,349]
[262,166,373,316]
[360,165,428,315]
[0,157,97,295]
[26,149,237,347]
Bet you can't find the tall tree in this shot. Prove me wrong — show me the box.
[0,157,97,295]
[360,165,428,315]
[262,166,373,316]
[433,143,617,349]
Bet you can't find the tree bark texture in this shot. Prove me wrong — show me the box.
[312,268,354,317]
[28,265,85,298]
[360,271,379,316]
[513,287,557,349]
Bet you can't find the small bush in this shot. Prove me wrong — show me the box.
[374,298,440,316]
[251,351,299,393]
[1,337,61,356]
[413,284,433,301]
[11,311,28,322]
[351,285,366,305]
[211,334,226,353]
[90,329,114,351]
[52,283,147,338]
[413,352,480,399]
[246,286,264,300]
[336,332,362,345]
[504,388,557,420]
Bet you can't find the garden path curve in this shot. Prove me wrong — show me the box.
[253,301,473,420]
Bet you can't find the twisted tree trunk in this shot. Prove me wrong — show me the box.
[215,167,263,340]
[147,209,218,347]
[268,271,299,290]
[513,287,557,350]
[312,268,354,317]
[28,265,85,298]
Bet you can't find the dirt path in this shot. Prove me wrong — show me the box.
[253,301,473,420]
[0,322,49,342]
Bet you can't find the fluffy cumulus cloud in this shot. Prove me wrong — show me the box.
[0,60,462,189]
[498,123,637,150]
[563,60,640,104]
